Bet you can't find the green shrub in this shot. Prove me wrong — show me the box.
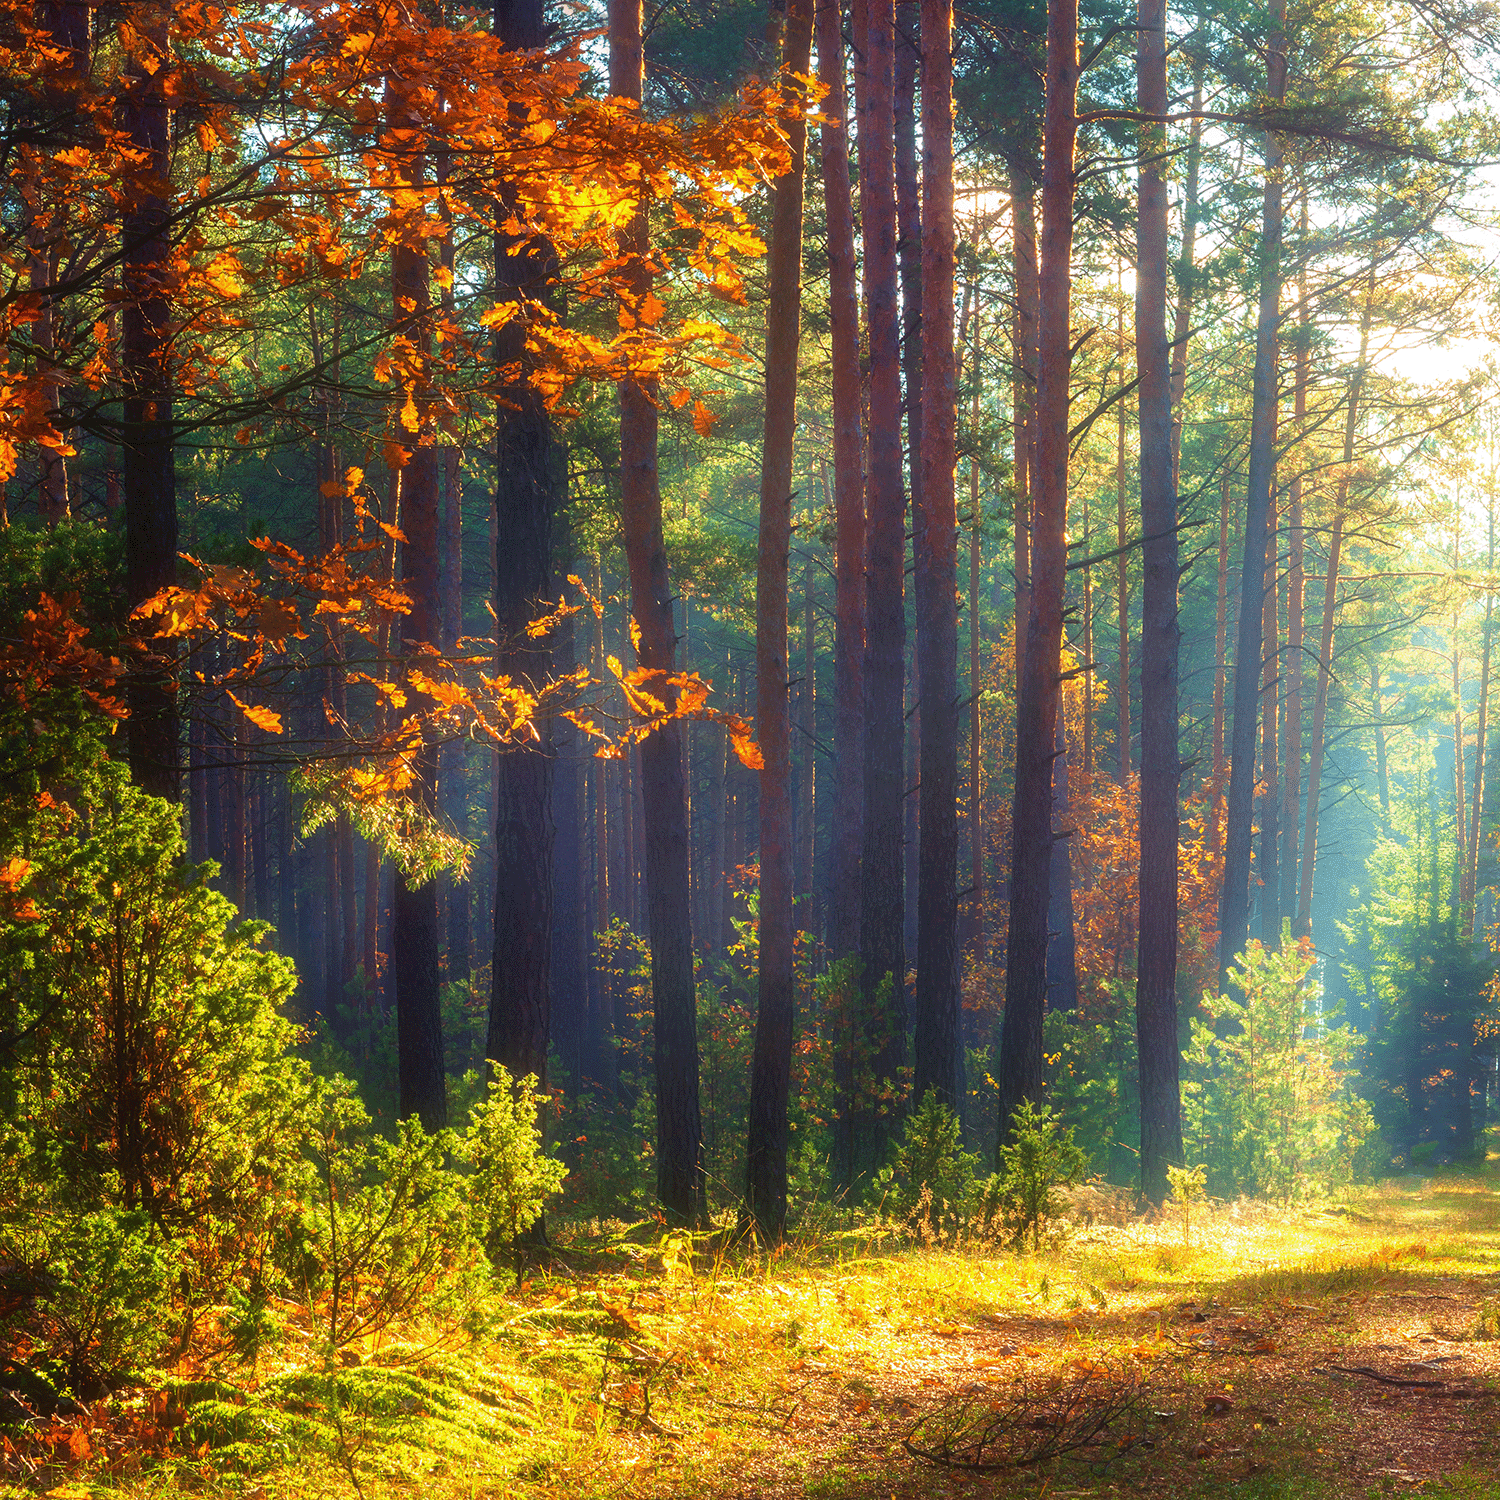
[994,1100,1087,1253]
[877,1090,979,1242]
[458,1067,567,1257]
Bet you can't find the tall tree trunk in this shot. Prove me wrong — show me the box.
[1168,57,1203,485]
[551,561,588,1088]
[1258,496,1280,946]
[797,547,817,906]
[1217,5,1287,989]
[747,0,813,1244]
[1115,298,1131,781]
[1280,248,1308,931]
[486,0,559,1099]
[1134,0,1183,1203]
[857,0,908,1176]
[968,296,984,959]
[911,0,960,1111]
[1009,165,1038,672]
[387,72,446,1132]
[820,0,866,962]
[1295,263,1376,942]
[998,0,1077,1147]
[1212,472,1230,778]
[610,0,704,1225]
[1466,495,1494,938]
[121,6,178,801]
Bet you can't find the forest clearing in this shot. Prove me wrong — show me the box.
[5,1167,1500,1498]
[9,0,1500,1493]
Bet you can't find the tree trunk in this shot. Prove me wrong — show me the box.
[121,6,178,802]
[1466,495,1493,937]
[1258,496,1280,946]
[1212,472,1230,779]
[746,0,813,1244]
[797,547,817,907]
[1133,0,1184,1203]
[911,0,960,1112]
[820,0,866,962]
[998,0,1077,1149]
[969,296,984,959]
[610,0,704,1225]
[1168,57,1204,486]
[551,562,588,1089]
[1279,250,1308,931]
[1009,164,1038,672]
[486,0,559,1099]
[1217,5,1287,989]
[1115,298,1131,782]
[1295,263,1376,942]
[387,72,446,1132]
[857,0,908,1176]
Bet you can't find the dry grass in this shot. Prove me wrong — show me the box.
[9,1157,1500,1500]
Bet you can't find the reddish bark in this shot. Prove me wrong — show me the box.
[610,0,704,1225]
[1133,0,1184,1203]
[912,0,959,1112]
[856,0,907,1175]
[747,0,814,1243]
[998,0,1078,1146]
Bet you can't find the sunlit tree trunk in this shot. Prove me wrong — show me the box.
[1258,495,1280,946]
[1280,238,1309,932]
[610,0,704,1224]
[1218,3,1287,988]
[747,0,813,1243]
[1296,263,1376,943]
[1134,0,1183,1203]
[1009,165,1038,672]
[998,0,1077,1148]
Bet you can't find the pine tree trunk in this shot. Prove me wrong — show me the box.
[1217,5,1287,989]
[856,0,908,1176]
[998,0,1077,1149]
[797,548,817,908]
[1133,0,1184,1202]
[1280,253,1308,929]
[746,0,813,1243]
[969,295,984,959]
[819,0,866,962]
[387,70,446,1132]
[1168,58,1203,486]
[1115,300,1131,782]
[1296,263,1375,942]
[610,0,704,1225]
[486,0,559,1097]
[1258,498,1280,946]
[1009,165,1038,671]
[911,0,960,1112]
[1466,498,1493,937]
[121,6,178,802]
[1212,473,1230,779]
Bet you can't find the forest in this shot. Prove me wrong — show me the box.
[4,0,1500,1494]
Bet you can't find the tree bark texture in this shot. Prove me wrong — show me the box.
[912,0,960,1112]
[998,0,1077,1150]
[121,7,178,802]
[1134,0,1184,1203]
[610,0,704,1224]
[857,0,908,1176]
[820,0,867,964]
[487,0,559,1096]
[747,0,813,1244]
[1218,6,1286,990]
[1296,263,1375,942]
[387,70,447,1132]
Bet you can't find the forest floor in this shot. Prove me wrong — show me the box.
[11,1155,1500,1500]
